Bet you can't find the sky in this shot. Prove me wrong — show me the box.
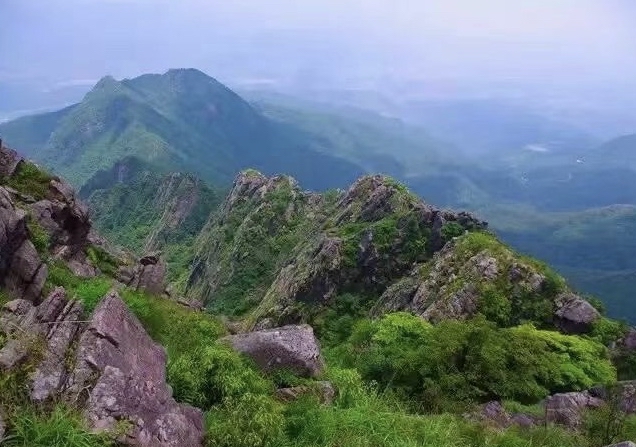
[1,0,636,126]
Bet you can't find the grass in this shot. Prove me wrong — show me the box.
[2,406,114,447]
[4,161,53,201]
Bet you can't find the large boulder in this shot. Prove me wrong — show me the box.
[545,391,604,428]
[554,292,601,334]
[117,252,167,296]
[222,324,324,378]
[0,144,23,178]
[0,289,204,446]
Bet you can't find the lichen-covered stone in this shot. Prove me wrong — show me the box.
[222,324,324,378]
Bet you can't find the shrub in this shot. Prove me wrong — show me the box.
[441,222,465,241]
[167,343,271,410]
[205,393,285,447]
[339,313,616,408]
[26,218,50,255]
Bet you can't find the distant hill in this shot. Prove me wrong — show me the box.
[585,133,636,169]
[0,69,365,190]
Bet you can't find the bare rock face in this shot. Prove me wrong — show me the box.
[66,292,203,446]
[545,391,604,428]
[29,179,95,277]
[605,442,636,447]
[0,187,47,303]
[222,324,324,378]
[117,252,167,296]
[0,144,24,178]
[554,293,601,334]
[0,289,204,446]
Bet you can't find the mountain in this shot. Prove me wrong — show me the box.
[585,133,636,169]
[4,69,636,326]
[0,69,364,189]
[0,142,634,446]
[244,90,460,177]
[80,156,223,285]
[184,170,615,337]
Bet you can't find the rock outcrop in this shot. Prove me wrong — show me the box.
[28,178,95,277]
[222,324,324,378]
[544,391,604,428]
[0,144,100,278]
[188,172,486,327]
[0,289,204,446]
[0,186,47,303]
[117,252,167,296]
[554,292,601,334]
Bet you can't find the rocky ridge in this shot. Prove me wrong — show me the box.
[186,170,600,335]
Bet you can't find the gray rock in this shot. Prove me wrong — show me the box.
[0,187,46,303]
[67,292,203,446]
[545,391,603,428]
[118,253,167,296]
[0,289,204,446]
[0,145,24,178]
[222,324,324,378]
[28,178,95,277]
[30,288,84,402]
[604,443,636,447]
[554,293,601,334]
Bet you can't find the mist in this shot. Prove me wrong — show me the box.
[1,0,636,134]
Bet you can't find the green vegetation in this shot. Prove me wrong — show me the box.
[2,406,115,447]
[333,313,615,410]
[45,262,112,313]
[86,165,221,284]
[26,217,50,255]
[3,161,52,200]
[85,245,119,277]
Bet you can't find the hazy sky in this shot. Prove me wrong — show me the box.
[1,0,635,125]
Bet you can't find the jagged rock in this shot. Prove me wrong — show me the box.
[0,143,24,178]
[187,172,486,326]
[29,182,95,277]
[118,253,167,295]
[605,442,636,447]
[545,391,603,428]
[590,381,636,414]
[0,187,47,303]
[276,381,335,404]
[0,289,204,446]
[222,324,324,378]
[4,240,47,303]
[30,288,84,402]
[554,292,601,334]
[468,401,538,429]
[65,291,203,446]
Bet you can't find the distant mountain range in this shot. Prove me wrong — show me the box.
[2,68,636,322]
